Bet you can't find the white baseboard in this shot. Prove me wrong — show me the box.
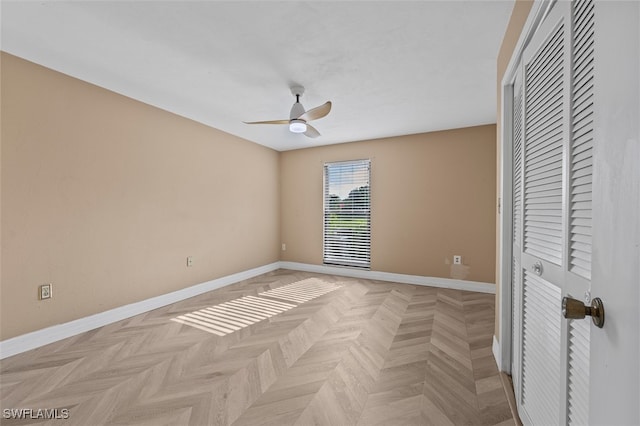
[1,261,495,360]
[0,262,280,360]
[280,261,496,294]
[493,335,502,369]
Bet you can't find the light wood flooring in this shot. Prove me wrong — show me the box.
[0,270,515,425]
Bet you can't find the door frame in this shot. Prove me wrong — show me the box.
[496,0,556,373]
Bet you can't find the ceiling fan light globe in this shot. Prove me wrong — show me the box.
[289,120,307,133]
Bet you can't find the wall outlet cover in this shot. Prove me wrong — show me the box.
[453,255,462,265]
[39,284,52,300]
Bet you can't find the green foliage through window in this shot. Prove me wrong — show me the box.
[323,160,371,268]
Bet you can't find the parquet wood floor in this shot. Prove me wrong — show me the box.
[0,270,515,426]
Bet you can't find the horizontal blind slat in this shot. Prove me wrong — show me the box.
[323,160,371,268]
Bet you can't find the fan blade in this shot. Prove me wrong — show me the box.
[304,124,321,138]
[243,119,290,125]
[297,101,332,122]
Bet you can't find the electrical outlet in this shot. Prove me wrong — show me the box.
[186,256,193,267]
[39,284,52,300]
[453,255,462,265]
[282,243,286,251]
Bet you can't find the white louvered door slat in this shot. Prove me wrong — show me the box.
[517,5,569,423]
[511,68,524,404]
[511,258,522,399]
[521,271,562,426]
[569,0,594,280]
[568,316,590,425]
[564,1,594,424]
[523,21,565,266]
[513,74,524,248]
[511,1,596,425]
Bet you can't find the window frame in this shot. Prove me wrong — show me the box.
[322,159,371,269]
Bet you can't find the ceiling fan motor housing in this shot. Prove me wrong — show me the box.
[289,100,305,120]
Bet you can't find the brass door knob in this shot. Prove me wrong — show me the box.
[562,296,605,328]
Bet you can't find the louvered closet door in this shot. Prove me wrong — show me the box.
[512,0,594,425]
[511,68,524,403]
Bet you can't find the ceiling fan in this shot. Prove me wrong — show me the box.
[243,86,331,138]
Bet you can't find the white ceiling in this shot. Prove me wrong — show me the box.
[1,1,514,152]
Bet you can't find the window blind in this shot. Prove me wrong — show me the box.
[323,160,371,268]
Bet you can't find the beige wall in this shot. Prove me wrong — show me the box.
[494,0,534,341]
[1,53,280,340]
[2,50,500,341]
[281,125,497,283]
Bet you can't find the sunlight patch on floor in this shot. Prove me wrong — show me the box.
[259,278,343,303]
[172,295,295,336]
[172,278,343,336]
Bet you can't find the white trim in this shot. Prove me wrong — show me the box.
[0,262,280,359]
[280,261,495,294]
[493,334,502,369]
[0,260,494,360]
[501,0,554,88]
[499,80,515,375]
[498,0,552,374]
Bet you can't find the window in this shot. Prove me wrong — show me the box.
[323,159,371,268]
